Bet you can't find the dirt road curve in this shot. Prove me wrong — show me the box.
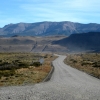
[0,55,100,100]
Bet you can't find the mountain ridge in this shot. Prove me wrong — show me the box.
[0,21,100,36]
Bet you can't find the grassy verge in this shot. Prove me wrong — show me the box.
[0,53,56,86]
[64,53,100,79]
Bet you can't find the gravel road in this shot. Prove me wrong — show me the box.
[0,55,100,100]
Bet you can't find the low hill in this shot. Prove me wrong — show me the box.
[0,36,67,52]
[53,32,100,52]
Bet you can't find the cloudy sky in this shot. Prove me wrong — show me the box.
[0,0,100,27]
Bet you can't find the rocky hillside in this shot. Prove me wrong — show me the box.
[53,32,100,52]
[0,21,100,36]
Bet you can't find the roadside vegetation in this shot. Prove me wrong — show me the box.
[0,53,56,86]
[64,53,100,79]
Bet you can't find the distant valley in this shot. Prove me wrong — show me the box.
[0,32,100,53]
[0,36,67,52]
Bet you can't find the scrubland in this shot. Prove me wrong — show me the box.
[0,53,55,86]
[64,53,100,79]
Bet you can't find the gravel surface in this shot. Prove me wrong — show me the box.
[0,55,100,100]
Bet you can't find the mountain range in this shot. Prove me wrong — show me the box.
[0,21,100,36]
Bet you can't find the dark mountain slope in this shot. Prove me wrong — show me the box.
[0,21,100,36]
[52,32,100,52]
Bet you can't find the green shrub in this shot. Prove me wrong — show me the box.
[31,62,41,67]
[0,69,15,77]
[0,62,14,70]
[18,62,29,68]
[93,62,100,68]
[0,61,29,70]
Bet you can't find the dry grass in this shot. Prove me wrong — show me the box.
[64,53,100,79]
[0,53,56,86]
